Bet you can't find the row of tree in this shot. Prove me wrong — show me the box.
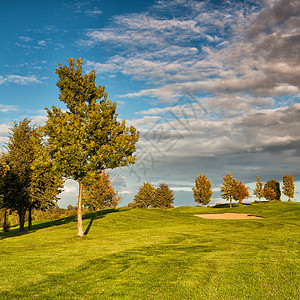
[131,182,175,209]
[192,173,295,207]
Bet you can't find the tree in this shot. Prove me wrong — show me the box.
[192,174,213,206]
[43,58,139,236]
[28,134,64,230]
[83,170,120,210]
[154,183,174,209]
[0,119,62,231]
[263,186,277,202]
[0,162,10,232]
[264,179,281,201]
[282,175,295,202]
[221,173,238,208]
[232,181,249,206]
[253,176,264,203]
[133,182,157,208]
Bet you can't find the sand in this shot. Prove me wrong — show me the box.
[194,213,263,219]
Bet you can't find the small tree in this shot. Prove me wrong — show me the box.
[83,170,120,210]
[232,181,249,206]
[43,58,139,236]
[221,173,238,208]
[264,179,281,201]
[253,176,264,203]
[263,186,277,202]
[282,175,295,202]
[133,182,157,208]
[192,174,213,206]
[154,183,174,209]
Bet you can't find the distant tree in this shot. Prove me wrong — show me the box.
[264,179,281,201]
[83,170,120,210]
[221,173,238,208]
[126,201,137,208]
[42,58,139,236]
[253,176,264,203]
[0,119,62,231]
[154,183,174,209]
[67,205,76,211]
[133,182,157,208]
[192,174,213,207]
[263,186,277,202]
[232,181,250,206]
[282,175,295,202]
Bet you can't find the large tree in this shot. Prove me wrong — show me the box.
[253,176,264,203]
[192,174,213,206]
[221,173,238,208]
[43,58,139,236]
[133,182,157,208]
[232,181,249,206]
[264,179,281,201]
[154,183,174,209]
[83,170,120,210]
[282,175,295,202]
[0,119,62,231]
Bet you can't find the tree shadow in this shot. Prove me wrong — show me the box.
[212,203,253,208]
[0,208,126,240]
[84,218,94,235]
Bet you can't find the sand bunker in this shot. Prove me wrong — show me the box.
[194,213,262,219]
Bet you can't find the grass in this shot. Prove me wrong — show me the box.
[0,202,299,299]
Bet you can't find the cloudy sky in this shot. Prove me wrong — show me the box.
[0,0,299,207]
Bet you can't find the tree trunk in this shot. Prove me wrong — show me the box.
[28,207,32,231]
[230,198,232,208]
[288,197,291,202]
[77,181,84,237]
[202,203,204,207]
[19,206,26,232]
[3,209,8,232]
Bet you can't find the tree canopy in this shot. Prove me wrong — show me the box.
[154,183,174,209]
[253,176,264,203]
[192,174,213,206]
[43,58,139,236]
[221,173,238,208]
[264,179,281,201]
[232,181,249,206]
[83,170,120,210]
[282,175,294,202]
[133,182,157,208]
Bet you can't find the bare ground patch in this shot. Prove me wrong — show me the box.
[194,213,263,219]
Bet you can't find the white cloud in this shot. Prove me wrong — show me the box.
[81,0,299,103]
[85,9,102,17]
[0,104,19,113]
[38,40,47,46]
[0,75,43,85]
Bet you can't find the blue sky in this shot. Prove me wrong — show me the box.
[0,0,299,207]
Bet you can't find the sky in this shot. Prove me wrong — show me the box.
[0,0,299,207]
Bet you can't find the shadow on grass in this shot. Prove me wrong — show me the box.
[213,203,251,208]
[0,208,125,240]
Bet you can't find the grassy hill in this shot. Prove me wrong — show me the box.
[0,202,299,299]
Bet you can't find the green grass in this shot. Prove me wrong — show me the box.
[0,202,299,299]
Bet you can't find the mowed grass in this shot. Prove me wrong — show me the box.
[0,202,299,299]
